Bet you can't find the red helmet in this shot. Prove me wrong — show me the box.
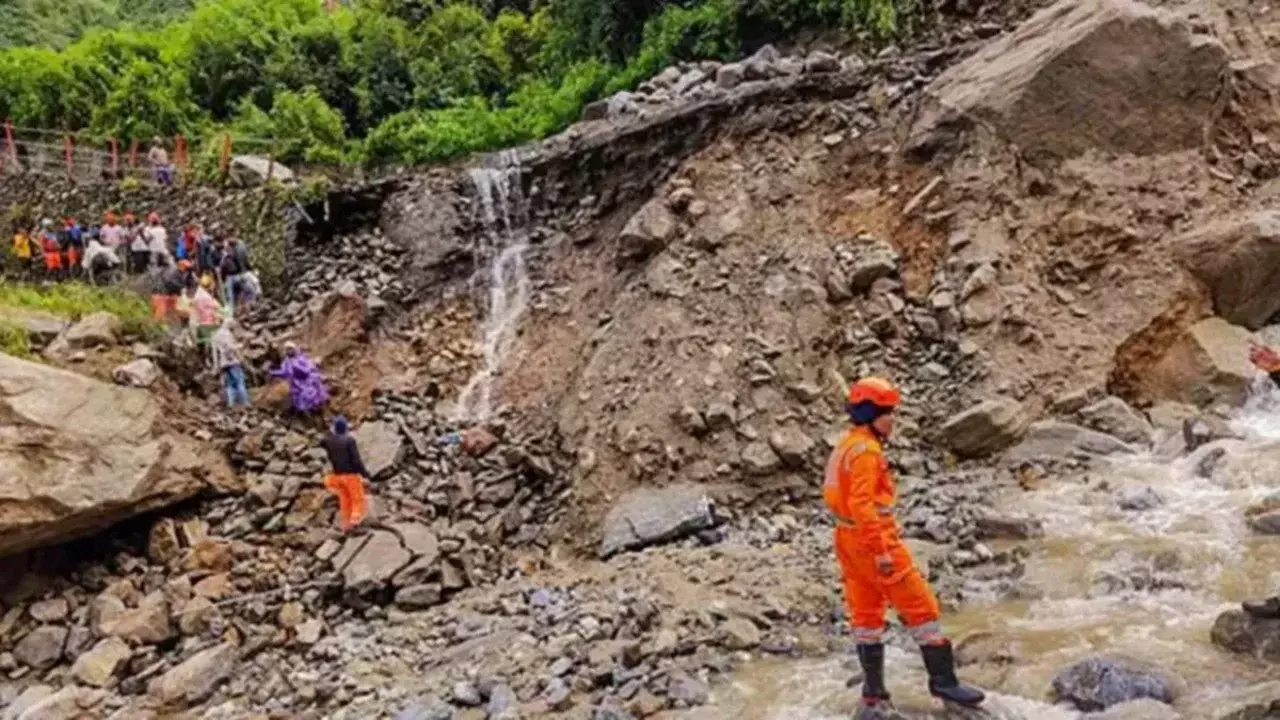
[847,377,901,409]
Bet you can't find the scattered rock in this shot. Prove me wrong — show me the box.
[149,642,238,706]
[848,240,901,293]
[719,617,761,650]
[1119,486,1165,512]
[28,598,68,623]
[461,427,499,457]
[14,625,67,670]
[1006,421,1137,463]
[667,670,709,706]
[939,398,1029,458]
[716,63,745,89]
[1079,396,1154,445]
[768,427,814,468]
[973,509,1044,540]
[99,591,172,644]
[600,485,716,557]
[354,420,405,478]
[64,311,122,348]
[332,529,413,593]
[1245,494,1280,535]
[112,358,159,388]
[1211,609,1280,662]
[1175,212,1280,329]
[741,441,782,475]
[1050,655,1185,711]
[71,637,132,687]
[618,198,677,261]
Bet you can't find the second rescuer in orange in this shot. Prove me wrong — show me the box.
[824,377,984,708]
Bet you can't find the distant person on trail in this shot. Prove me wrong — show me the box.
[149,137,173,185]
[321,415,371,532]
[128,213,149,273]
[11,226,33,276]
[191,274,224,359]
[83,232,121,285]
[39,220,62,281]
[270,342,330,414]
[220,236,252,313]
[100,211,126,268]
[62,218,84,278]
[144,212,169,268]
[211,320,250,410]
[196,228,221,285]
[151,255,186,323]
[825,377,985,710]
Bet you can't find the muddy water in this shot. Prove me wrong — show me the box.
[689,400,1280,719]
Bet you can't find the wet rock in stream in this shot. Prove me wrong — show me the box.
[1050,656,1185,712]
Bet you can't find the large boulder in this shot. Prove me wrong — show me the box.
[1131,318,1254,408]
[0,354,234,556]
[1212,608,1280,662]
[908,0,1227,160]
[64,311,122,348]
[1175,213,1280,330]
[939,399,1029,458]
[1006,421,1137,463]
[1050,656,1185,711]
[600,485,716,557]
[353,421,404,479]
[331,529,412,593]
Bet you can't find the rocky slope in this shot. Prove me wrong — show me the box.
[8,0,1280,718]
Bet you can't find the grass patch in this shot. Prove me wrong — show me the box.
[0,282,158,338]
[0,321,32,358]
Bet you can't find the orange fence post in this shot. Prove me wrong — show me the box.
[175,135,187,170]
[64,134,73,181]
[109,137,119,177]
[129,139,139,171]
[219,134,232,179]
[265,141,277,183]
[3,121,16,171]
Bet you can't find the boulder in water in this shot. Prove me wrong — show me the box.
[1050,655,1185,711]
[1005,420,1137,463]
[1245,493,1280,535]
[908,0,1227,159]
[1079,396,1154,446]
[599,484,716,557]
[1211,608,1280,662]
[1092,698,1184,719]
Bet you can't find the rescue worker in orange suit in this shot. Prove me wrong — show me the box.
[320,415,370,532]
[824,377,985,708]
[1249,342,1280,386]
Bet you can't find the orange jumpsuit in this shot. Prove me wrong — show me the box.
[324,474,367,530]
[824,425,942,644]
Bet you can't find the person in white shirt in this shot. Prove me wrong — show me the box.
[100,211,125,268]
[144,212,169,268]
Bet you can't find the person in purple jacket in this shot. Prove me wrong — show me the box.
[270,342,330,413]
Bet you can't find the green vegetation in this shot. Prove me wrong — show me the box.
[0,321,33,357]
[0,0,913,168]
[0,282,156,337]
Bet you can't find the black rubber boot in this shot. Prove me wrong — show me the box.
[920,642,985,707]
[856,643,892,705]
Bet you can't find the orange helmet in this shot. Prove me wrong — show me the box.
[847,377,901,409]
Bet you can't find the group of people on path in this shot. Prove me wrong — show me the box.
[9,211,261,311]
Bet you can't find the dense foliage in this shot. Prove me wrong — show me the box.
[0,0,912,168]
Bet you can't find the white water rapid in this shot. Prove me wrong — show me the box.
[685,391,1280,719]
[454,155,531,423]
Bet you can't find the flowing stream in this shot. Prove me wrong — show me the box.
[686,395,1280,719]
[455,154,531,423]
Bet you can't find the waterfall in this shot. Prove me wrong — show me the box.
[454,155,531,423]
